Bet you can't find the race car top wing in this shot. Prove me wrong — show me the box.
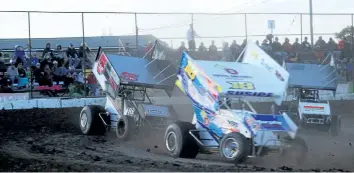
[99,53,177,90]
[176,52,288,108]
[285,62,337,91]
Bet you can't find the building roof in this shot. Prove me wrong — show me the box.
[0,35,160,50]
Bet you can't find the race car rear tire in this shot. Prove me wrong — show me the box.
[219,132,250,164]
[330,115,341,136]
[116,115,136,141]
[164,121,199,158]
[280,136,308,165]
[80,105,107,135]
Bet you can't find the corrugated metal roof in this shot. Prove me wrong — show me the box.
[0,35,159,49]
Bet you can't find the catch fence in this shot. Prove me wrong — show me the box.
[0,11,353,99]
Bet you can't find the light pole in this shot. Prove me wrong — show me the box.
[309,0,314,46]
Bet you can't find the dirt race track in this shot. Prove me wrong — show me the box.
[1,100,354,171]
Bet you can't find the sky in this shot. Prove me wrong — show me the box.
[0,0,353,47]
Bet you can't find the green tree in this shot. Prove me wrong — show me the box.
[335,26,354,43]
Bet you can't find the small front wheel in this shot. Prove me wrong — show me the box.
[219,132,250,164]
[80,105,106,135]
[116,115,136,141]
[164,121,199,158]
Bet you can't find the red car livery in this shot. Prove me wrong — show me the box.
[120,72,138,81]
[97,53,108,74]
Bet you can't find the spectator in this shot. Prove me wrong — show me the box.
[301,37,311,51]
[256,40,260,46]
[69,55,81,69]
[42,64,53,86]
[52,61,68,85]
[272,37,283,52]
[33,63,43,83]
[7,62,19,88]
[0,61,11,92]
[87,71,99,96]
[40,53,53,70]
[17,63,26,78]
[64,66,76,86]
[292,38,301,52]
[282,38,292,53]
[62,56,70,68]
[177,42,187,52]
[13,45,26,66]
[186,24,199,51]
[327,37,338,51]
[261,39,270,52]
[17,63,27,89]
[241,39,247,49]
[315,36,327,50]
[30,53,39,68]
[209,40,218,52]
[272,37,285,63]
[198,42,207,52]
[54,45,65,61]
[222,42,230,61]
[66,43,78,58]
[338,39,345,50]
[230,40,241,60]
[42,43,53,58]
[79,42,91,58]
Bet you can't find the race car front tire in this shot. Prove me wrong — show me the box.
[330,115,341,136]
[219,132,250,164]
[164,121,199,158]
[80,105,107,135]
[116,115,136,141]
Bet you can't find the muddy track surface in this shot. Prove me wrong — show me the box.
[0,102,353,172]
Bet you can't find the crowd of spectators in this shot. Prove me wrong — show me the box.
[0,42,100,96]
[180,26,354,83]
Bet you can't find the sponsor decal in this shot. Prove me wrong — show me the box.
[200,110,210,126]
[213,64,251,79]
[226,91,273,97]
[275,70,284,81]
[120,72,138,81]
[97,53,108,74]
[228,81,255,90]
[227,120,238,127]
[143,105,169,117]
[257,120,284,130]
[304,105,324,111]
[250,50,259,60]
[184,62,196,80]
[261,58,274,72]
[109,76,119,91]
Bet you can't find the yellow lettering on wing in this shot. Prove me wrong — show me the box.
[228,81,255,90]
[184,63,196,80]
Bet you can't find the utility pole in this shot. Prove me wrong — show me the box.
[309,0,314,46]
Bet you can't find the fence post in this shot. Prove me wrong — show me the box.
[300,13,303,43]
[244,13,248,40]
[351,14,353,48]
[81,12,87,97]
[135,13,139,56]
[28,12,33,99]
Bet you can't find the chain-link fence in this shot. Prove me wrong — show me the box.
[0,11,353,98]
